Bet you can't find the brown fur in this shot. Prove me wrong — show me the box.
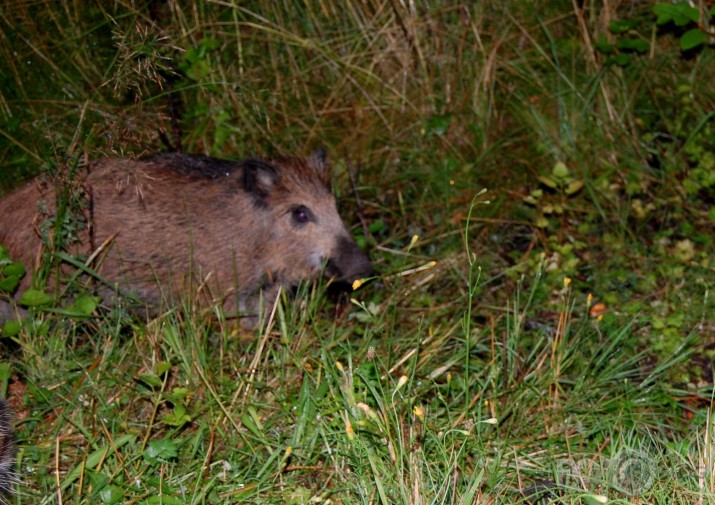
[0,398,15,498]
[0,151,372,325]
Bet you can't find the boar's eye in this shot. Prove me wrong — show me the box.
[291,205,313,225]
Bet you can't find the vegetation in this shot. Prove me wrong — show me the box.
[0,1,714,503]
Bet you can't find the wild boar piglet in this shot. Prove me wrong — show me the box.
[0,150,373,325]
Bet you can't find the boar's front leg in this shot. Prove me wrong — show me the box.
[227,283,283,330]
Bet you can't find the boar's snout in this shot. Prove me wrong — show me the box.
[326,236,373,284]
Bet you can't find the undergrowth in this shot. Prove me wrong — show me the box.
[1,1,714,503]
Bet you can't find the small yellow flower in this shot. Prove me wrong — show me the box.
[413,406,425,418]
[563,276,572,287]
[395,375,408,392]
[335,361,344,373]
[352,279,363,290]
[345,416,354,440]
[587,292,593,307]
[284,446,293,457]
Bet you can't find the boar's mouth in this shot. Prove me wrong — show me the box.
[324,236,374,286]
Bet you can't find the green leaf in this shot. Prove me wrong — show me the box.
[666,311,685,328]
[166,387,189,403]
[652,316,666,330]
[87,470,109,491]
[653,3,699,26]
[71,293,100,316]
[653,3,676,24]
[144,438,179,463]
[162,404,191,427]
[18,289,54,307]
[680,29,707,50]
[2,261,25,277]
[537,176,558,189]
[609,19,638,33]
[98,485,124,504]
[155,361,172,376]
[594,37,615,54]
[609,53,632,66]
[552,161,570,178]
[2,319,22,337]
[565,180,585,195]
[137,373,163,388]
[241,408,264,439]
[0,362,10,381]
[676,4,700,25]
[0,276,20,293]
[617,38,649,53]
[368,219,385,234]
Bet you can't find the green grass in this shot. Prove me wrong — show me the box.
[1,1,715,503]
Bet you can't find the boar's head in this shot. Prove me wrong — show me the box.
[242,149,373,289]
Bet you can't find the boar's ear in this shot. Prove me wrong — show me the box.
[242,159,280,204]
[307,148,329,180]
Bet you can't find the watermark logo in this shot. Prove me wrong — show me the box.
[553,449,657,497]
[607,449,656,496]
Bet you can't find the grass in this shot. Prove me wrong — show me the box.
[1,1,714,503]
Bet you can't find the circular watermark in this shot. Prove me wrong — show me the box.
[607,449,656,496]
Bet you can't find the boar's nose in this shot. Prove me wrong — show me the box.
[326,236,374,283]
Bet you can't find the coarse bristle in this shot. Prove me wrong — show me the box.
[0,399,16,501]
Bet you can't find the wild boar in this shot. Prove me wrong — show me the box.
[0,150,373,325]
